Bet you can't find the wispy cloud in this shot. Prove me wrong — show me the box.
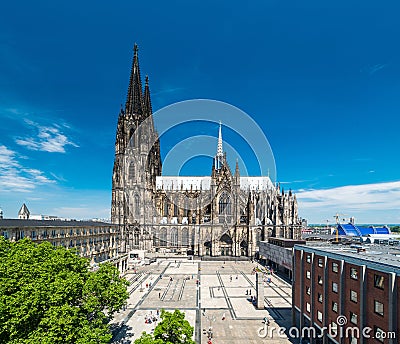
[15,119,78,153]
[365,63,387,76]
[152,87,184,96]
[297,181,400,223]
[0,145,55,192]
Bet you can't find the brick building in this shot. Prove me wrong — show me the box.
[293,243,399,344]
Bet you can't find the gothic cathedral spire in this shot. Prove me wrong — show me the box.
[144,75,152,116]
[216,121,224,170]
[125,43,143,117]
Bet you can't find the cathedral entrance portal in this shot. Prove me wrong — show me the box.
[240,240,248,256]
[220,233,233,256]
[204,241,212,256]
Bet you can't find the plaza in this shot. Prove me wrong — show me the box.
[111,259,294,343]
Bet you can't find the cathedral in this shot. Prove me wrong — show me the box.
[111,45,301,257]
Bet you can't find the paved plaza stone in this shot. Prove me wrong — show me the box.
[111,259,294,343]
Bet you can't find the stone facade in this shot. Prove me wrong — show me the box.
[111,45,302,257]
[0,219,119,263]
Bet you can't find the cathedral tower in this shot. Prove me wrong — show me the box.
[111,44,161,252]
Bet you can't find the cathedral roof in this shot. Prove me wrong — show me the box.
[156,176,273,191]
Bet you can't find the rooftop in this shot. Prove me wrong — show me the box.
[0,219,115,228]
[295,242,400,273]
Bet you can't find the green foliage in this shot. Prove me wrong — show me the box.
[391,225,400,232]
[135,309,195,344]
[0,237,129,344]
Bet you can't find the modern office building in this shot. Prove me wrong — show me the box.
[293,243,399,344]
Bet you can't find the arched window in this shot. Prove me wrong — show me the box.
[184,198,189,217]
[182,227,189,246]
[219,193,231,215]
[129,128,135,147]
[134,228,140,246]
[160,228,167,247]
[163,198,169,217]
[134,194,140,216]
[171,228,178,247]
[129,162,135,181]
[153,228,159,246]
[173,204,178,217]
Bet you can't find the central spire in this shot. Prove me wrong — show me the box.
[216,121,224,170]
[125,43,143,116]
[217,121,223,158]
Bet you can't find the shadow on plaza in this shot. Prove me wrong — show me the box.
[263,306,300,344]
[110,323,134,344]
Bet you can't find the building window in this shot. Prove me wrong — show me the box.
[306,302,311,313]
[318,258,323,267]
[170,228,178,247]
[374,327,385,343]
[374,300,384,316]
[306,271,311,279]
[332,262,339,273]
[306,286,311,295]
[332,282,338,293]
[134,194,140,216]
[350,312,358,325]
[350,290,358,303]
[218,193,231,215]
[2,231,9,239]
[31,231,36,239]
[317,311,323,322]
[160,228,167,247]
[163,198,168,217]
[173,204,178,217]
[129,162,135,181]
[374,274,384,290]
[318,293,323,303]
[350,267,358,280]
[332,301,338,313]
[318,275,323,285]
[306,254,311,263]
[331,322,338,336]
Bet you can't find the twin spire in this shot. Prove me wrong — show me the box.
[125,44,152,118]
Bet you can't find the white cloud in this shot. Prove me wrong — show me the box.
[15,119,78,153]
[297,181,400,223]
[0,144,55,192]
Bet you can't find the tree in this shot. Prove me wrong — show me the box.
[135,309,195,344]
[0,237,129,344]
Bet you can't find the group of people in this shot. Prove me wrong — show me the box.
[144,310,160,324]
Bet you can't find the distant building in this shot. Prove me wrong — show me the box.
[258,237,306,280]
[18,203,30,220]
[293,243,399,344]
[0,218,121,265]
[336,223,391,236]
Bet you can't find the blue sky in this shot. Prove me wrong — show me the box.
[1,0,400,223]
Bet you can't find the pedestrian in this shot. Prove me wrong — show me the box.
[158,292,161,299]
[246,289,248,295]
[222,312,226,320]
[230,275,232,282]
[249,289,252,295]
[236,275,238,280]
